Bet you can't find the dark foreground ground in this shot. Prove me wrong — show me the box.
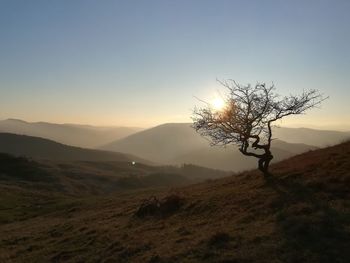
[1,142,350,262]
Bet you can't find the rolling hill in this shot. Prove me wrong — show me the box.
[0,133,231,196]
[1,140,349,262]
[0,118,141,148]
[0,153,228,197]
[101,123,321,171]
[102,123,207,163]
[0,133,149,163]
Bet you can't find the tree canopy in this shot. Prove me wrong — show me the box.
[192,80,326,175]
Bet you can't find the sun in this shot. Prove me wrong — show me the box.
[211,97,226,111]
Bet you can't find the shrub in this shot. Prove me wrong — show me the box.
[135,196,161,218]
[208,232,232,248]
[160,194,184,215]
[135,194,184,218]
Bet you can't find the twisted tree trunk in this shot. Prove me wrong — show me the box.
[258,152,273,176]
[239,136,273,177]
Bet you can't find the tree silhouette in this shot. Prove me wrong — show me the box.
[192,80,326,176]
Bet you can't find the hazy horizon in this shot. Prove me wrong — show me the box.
[1,0,349,129]
[1,117,350,132]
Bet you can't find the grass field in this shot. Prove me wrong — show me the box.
[0,142,349,262]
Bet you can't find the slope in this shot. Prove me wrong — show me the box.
[0,133,148,163]
[0,152,229,196]
[1,141,349,262]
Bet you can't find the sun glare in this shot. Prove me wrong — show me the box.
[211,97,226,111]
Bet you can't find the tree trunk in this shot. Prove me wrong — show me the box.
[258,154,273,176]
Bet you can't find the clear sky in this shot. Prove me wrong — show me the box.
[0,0,349,129]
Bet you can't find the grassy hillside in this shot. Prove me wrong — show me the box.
[1,142,349,262]
[0,119,141,148]
[0,152,228,226]
[0,151,229,195]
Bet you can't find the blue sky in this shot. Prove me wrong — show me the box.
[0,0,349,129]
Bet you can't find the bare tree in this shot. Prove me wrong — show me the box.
[192,80,326,176]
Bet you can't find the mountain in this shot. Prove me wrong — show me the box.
[1,141,349,262]
[0,133,149,163]
[102,123,207,163]
[0,118,141,148]
[101,123,320,171]
[273,126,350,147]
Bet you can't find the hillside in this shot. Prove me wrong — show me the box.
[1,141,349,262]
[273,126,350,147]
[101,123,320,171]
[0,133,149,164]
[0,152,229,196]
[0,119,141,148]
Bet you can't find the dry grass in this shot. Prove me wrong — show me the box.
[0,142,350,262]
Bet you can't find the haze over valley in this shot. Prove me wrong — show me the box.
[0,118,141,148]
[1,119,349,172]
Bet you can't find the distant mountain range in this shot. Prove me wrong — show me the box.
[2,119,349,172]
[272,126,350,147]
[101,123,350,171]
[0,119,141,148]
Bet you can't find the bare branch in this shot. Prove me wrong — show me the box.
[192,80,327,175]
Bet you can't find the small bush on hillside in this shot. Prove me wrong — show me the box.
[148,254,162,263]
[135,194,184,218]
[135,196,160,218]
[160,194,184,215]
[208,232,232,248]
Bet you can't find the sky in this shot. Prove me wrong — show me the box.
[0,0,349,129]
